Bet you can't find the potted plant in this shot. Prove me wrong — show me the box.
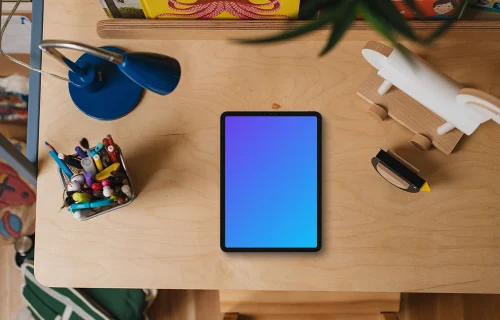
[241,0,471,55]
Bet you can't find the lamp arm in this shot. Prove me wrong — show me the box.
[39,40,124,73]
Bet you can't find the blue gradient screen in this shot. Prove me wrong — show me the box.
[223,115,319,250]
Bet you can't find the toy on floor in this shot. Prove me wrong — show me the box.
[0,162,36,208]
[0,211,22,239]
[358,41,500,155]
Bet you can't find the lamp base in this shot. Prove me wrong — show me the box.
[68,46,143,121]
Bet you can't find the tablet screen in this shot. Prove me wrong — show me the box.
[221,112,321,252]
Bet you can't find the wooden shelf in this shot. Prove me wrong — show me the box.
[97,19,500,41]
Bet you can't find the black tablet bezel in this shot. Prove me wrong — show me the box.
[220,111,322,252]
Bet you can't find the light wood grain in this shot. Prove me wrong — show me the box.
[0,246,24,320]
[357,70,464,155]
[224,314,381,320]
[219,291,400,315]
[380,313,400,320]
[148,290,222,320]
[145,290,500,320]
[36,0,500,292]
[96,19,500,41]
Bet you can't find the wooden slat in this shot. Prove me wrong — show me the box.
[381,312,400,320]
[97,20,500,41]
[219,291,400,315]
[229,315,381,320]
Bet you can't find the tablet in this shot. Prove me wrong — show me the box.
[221,112,322,252]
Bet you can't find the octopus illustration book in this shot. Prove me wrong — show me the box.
[140,0,301,19]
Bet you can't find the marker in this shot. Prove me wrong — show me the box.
[45,142,73,179]
[81,157,97,176]
[93,154,103,172]
[83,172,94,187]
[68,198,114,212]
[106,134,115,146]
[72,192,92,203]
[95,162,121,181]
[95,142,105,153]
[88,148,97,159]
[58,153,83,169]
[75,146,87,159]
[107,145,119,163]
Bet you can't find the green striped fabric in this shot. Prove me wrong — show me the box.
[21,259,154,320]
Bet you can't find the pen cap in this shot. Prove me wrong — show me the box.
[95,142,104,152]
[81,157,97,176]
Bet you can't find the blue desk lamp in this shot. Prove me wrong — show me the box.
[39,41,181,120]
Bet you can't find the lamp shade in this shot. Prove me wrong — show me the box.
[39,41,182,120]
[118,52,181,96]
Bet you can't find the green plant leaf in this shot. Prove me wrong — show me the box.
[320,2,357,56]
[235,2,343,44]
[299,0,340,20]
[424,0,470,44]
[358,2,397,46]
[364,0,419,42]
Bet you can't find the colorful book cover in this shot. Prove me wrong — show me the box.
[139,0,301,19]
[98,0,146,18]
[392,0,466,19]
[470,0,500,12]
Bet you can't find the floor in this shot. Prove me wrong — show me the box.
[3,247,500,320]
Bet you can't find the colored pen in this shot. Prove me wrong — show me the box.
[72,192,92,203]
[68,198,114,212]
[88,148,97,159]
[75,146,87,158]
[107,134,115,146]
[95,162,121,181]
[58,153,83,169]
[107,145,119,163]
[93,154,103,172]
[81,157,97,176]
[83,172,94,187]
[95,142,105,153]
[45,142,73,179]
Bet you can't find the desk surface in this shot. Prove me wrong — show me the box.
[36,0,500,293]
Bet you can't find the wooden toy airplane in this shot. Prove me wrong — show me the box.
[357,41,500,155]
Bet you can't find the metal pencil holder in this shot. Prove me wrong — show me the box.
[58,145,135,221]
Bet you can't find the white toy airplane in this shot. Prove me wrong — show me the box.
[362,41,500,136]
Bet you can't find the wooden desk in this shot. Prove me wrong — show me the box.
[36,0,500,293]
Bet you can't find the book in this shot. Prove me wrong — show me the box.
[139,0,301,19]
[392,0,466,19]
[98,0,145,19]
[470,0,500,12]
